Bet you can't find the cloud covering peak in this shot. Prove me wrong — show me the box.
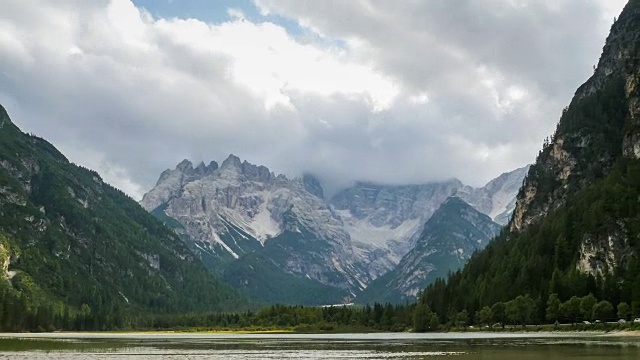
[0,0,626,199]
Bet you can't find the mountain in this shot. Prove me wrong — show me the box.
[0,104,244,330]
[329,180,464,279]
[421,0,640,319]
[356,197,501,304]
[143,154,526,305]
[141,156,365,304]
[329,167,527,280]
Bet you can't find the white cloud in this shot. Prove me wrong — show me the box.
[0,0,628,199]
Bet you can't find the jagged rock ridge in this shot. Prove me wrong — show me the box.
[142,155,527,304]
[142,155,367,299]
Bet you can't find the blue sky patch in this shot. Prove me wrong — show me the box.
[131,0,304,36]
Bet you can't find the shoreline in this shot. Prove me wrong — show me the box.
[0,329,639,338]
[602,330,640,337]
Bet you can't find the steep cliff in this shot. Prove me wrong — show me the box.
[511,2,640,234]
[422,0,640,317]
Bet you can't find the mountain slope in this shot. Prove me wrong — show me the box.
[357,197,501,304]
[421,0,640,320]
[0,104,244,330]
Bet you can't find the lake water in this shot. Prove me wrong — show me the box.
[0,332,639,359]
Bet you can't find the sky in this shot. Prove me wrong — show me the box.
[0,0,628,199]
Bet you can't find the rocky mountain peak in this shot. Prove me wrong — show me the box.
[216,155,274,183]
[176,159,193,172]
[241,160,272,182]
[220,154,242,170]
[483,165,530,193]
[194,161,219,176]
[302,174,324,199]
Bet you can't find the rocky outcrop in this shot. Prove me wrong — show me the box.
[140,159,218,211]
[577,226,632,277]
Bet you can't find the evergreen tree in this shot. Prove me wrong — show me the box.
[545,293,561,323]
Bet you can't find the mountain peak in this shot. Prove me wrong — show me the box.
[194,160,219,175]
[0,104,8,120]
[482,165,530,190]
[442,195,465,207]
[302,173,324,199]
[241,160,272,182]
[220,154,242,169]
[176,159,193,172]
[357,194,501,303]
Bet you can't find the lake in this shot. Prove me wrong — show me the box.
[0,332,639,359]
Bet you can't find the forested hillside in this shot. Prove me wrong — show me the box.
[0,104,244,331]
[420,0,640,325]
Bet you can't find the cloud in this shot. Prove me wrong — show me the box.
[0,0,627,199]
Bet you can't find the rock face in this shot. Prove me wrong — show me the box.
[511,1,640,233]
[357,197,501,303]
[508,0,640,276]
[141,155,365,297]
[419,2,640,317]
[142,156,527,304]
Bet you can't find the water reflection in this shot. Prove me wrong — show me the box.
[0,332,638,359]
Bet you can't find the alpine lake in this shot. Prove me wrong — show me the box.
[0,332,639,359]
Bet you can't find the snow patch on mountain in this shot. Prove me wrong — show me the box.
[342,213,419,246]
[210,225,239,259]
[456,165,530,225]
[216,192,280,244]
